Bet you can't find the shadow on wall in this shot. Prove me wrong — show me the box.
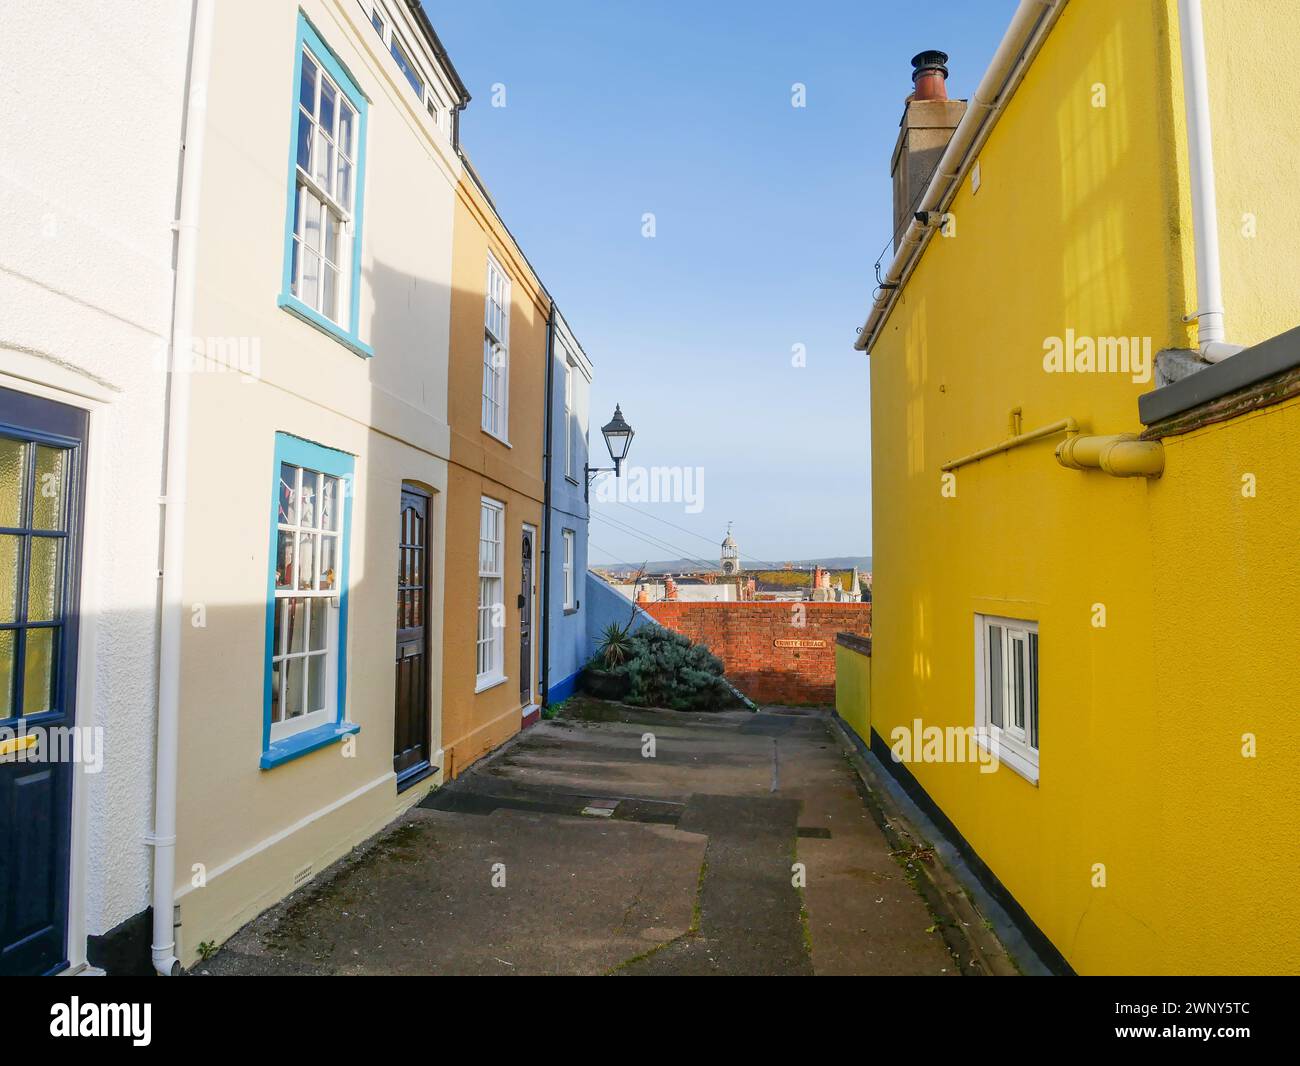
[164,259,459,973]
[364,258,540,776]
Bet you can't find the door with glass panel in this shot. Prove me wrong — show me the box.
[393,486,430,786]
[0,386,85,976]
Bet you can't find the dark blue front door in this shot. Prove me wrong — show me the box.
[0,386,86,976]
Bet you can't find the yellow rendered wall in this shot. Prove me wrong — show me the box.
[869,0,1300,975]
[1145,400,1300,974]
[1147,0,1300,973]
[1199,0,1300,347]
[868,0,1186,975]
[834,645,871,744]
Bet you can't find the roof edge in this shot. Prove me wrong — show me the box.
[404,0,470,107]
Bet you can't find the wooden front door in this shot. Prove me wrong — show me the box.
[0,386,86,976]
[519,527,535,705]
[393,487,431,786]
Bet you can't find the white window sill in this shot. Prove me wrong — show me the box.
[481,427,512,448]
[475,673,508,694]
[975,733,1039,786]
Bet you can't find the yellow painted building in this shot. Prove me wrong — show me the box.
[441,162,549,777]
[850,0,1300,975]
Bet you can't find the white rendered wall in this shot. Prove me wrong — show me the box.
[0,2,191,939]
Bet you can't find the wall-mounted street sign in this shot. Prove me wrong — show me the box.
[774,639,826,649]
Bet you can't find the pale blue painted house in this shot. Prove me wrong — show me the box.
[542,308,593,703]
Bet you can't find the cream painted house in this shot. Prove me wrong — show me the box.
[167,0,469,966]
[2,0,587,976]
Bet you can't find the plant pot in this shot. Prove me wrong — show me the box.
[580,666,630,701]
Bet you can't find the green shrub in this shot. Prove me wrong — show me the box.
[586,626,735,712]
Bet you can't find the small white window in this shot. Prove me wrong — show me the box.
[974,614,1039,783]
[389,32,424,98]
[563,361,575,480]
[476,497,505,686]
[562,529,575,609]
[482,256,510,440]
[368,4,448,134]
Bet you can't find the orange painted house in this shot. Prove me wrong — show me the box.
[440,158,549,776]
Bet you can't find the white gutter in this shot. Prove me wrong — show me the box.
[150,0,215,976]
[1176,0,1242,362]
[855,0,1066,353]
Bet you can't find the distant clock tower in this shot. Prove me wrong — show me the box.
[721,523,741,575]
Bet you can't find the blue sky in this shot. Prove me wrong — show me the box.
[426,0,1016,567]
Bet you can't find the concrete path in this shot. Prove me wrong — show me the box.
[201,701,993,976]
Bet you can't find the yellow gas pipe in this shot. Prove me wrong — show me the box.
[941,418,1164,479]
[1055,433,1164,479]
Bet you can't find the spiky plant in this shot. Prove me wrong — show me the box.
[598,621,635,669]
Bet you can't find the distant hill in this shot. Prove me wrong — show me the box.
[595,556,871,577]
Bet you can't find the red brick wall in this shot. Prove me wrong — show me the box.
[641,602,872,706]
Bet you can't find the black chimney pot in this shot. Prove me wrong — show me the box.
[911,50,950,83]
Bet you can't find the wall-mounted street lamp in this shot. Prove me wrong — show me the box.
[585,403,634,502]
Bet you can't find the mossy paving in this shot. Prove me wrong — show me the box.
[838,749,1014,975]
[261,819,435,959]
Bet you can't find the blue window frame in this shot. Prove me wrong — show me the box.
[278,13,373,359]
[261,433,359,769]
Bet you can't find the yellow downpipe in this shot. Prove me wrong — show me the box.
[1056,434,1164,478]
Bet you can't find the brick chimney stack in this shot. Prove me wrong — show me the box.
[891,50,967,252]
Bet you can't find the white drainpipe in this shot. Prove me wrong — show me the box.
[151,0,214,976]
[1177,0,1242,362]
